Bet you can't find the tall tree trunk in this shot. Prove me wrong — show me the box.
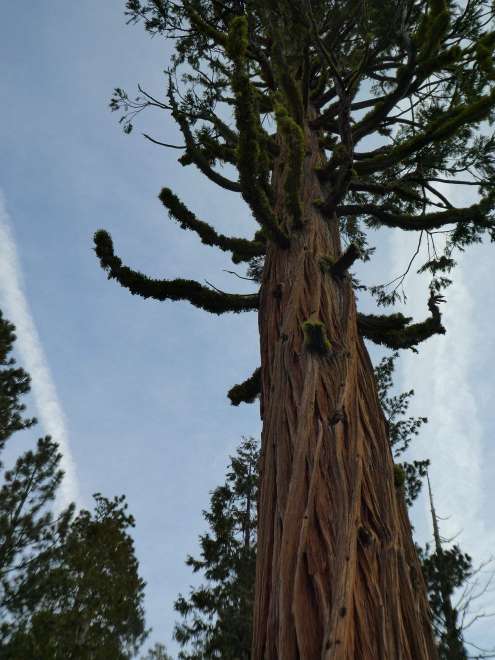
[252,115,437,659]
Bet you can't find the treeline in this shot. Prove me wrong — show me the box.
[0,309,148,659]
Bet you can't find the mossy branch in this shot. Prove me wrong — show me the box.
[228,367,261,405]
[159,188,265,263]
[336,202,490,231]
[414,0,450,65]
[228,16,290,248]
[93,230,259,315]
[358,292,445,350]
[183,3,228,48]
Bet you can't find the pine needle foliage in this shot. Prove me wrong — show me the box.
[0,309,148,659]
[174,437,258,659]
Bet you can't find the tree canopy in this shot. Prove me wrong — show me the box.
[98,0,495,367]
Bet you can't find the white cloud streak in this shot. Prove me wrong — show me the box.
[0,191,80,509]
[389,184,495,640]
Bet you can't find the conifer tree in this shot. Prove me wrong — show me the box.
[97,1,495,656]
[0,309,148,658]
[174,436,258,659]
[141,642,174,659]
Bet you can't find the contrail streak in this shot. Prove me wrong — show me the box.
[0,191,80,508]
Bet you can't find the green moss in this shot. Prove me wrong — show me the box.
[93,230,259,315]
[228,18,289,248]
[159,188,265,262]
[394,464,406,489]
[319,255,336,273]
[302,319,331,354]
[357,308,445,351]
[274,100,305,228]
[185,6,228,48]
[226,16,248,60]
[476,32,495,80]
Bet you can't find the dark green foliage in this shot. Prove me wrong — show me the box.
[227,368,261,406]
[0,310,147,659]
[0,310,36,455]
[302,319,331,354]
[394,464,406,489]
[374,352,429,506]
[274,100,305,228]
[174,437,258,660]
[2,495,148,660]
[418,543,471,659]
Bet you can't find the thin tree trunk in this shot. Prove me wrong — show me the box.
[252,114,437,659]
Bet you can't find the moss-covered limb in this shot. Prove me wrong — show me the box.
[183,2,228,48]
[351,88,495,176]
[274,101,305,228]
[416,44,462,81]
[414,0,450,65]
[321,244,361,278]
[302,319,331,355]
[228,16,290,249]
[475,31,495,80]
[358,293,446,350]
[167,82,241,193]
[336,201,490,231]
[158,188,265,262]
[93,230,259,315]
[227,367,261,405]
[269,39,304,126]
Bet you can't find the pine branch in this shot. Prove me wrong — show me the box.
[93,230,259,315]
[159,188,265,263]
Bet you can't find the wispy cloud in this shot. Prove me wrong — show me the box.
[0,191,80,508]
[389,184,494,640]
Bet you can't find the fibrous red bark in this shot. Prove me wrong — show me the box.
[252,120,437,659]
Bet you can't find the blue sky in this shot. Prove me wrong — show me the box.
[1,2,494,656]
